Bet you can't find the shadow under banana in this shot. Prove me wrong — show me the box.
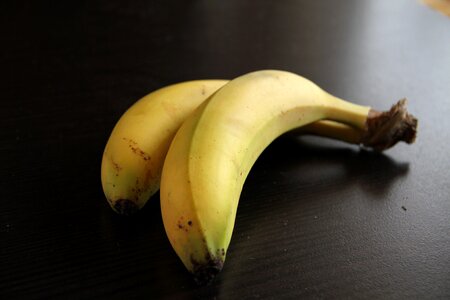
[255,134,410,199]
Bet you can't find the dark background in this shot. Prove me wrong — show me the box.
[1,0,449,299]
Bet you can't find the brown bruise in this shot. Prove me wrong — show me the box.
[177,217,192,232]
[131,177,144,200]
[122,137,151,161]
[111,159,122,173]
[109,157,122,177]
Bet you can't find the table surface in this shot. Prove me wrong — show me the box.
[1,1,449,299]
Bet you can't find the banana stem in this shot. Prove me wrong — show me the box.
[297,99,417,151]
[298,120,365,144]
[362,99,417,151]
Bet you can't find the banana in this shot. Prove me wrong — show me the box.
[101,80,227,215]
[295,120,365,145]
[160,70,417,284]
[101,79,377,215]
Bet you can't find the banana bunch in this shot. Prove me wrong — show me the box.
[101,70,417,284]
[102,76,370,214]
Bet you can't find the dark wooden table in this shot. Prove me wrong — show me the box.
[1,1,449,298]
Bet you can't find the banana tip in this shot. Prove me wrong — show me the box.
[113,199,139,216]
[191,256,224,286]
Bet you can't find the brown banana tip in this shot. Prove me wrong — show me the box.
[113,199,139,216]
[191,256,224,286]
[362,98,418,151]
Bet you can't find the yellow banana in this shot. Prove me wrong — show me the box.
[101,79,380,215]
[160,70,417,284]
[295,120,365,145]
[101,80,227,215]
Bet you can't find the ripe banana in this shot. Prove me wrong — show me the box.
[101,79,377,215]
[101,80,227,215]
[160,70,417,284]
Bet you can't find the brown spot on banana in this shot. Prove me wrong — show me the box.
[177,218,194,232]
[122,137,151,161]
[110,158,122,173]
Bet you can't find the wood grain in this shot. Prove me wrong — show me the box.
[1,0,449,299]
